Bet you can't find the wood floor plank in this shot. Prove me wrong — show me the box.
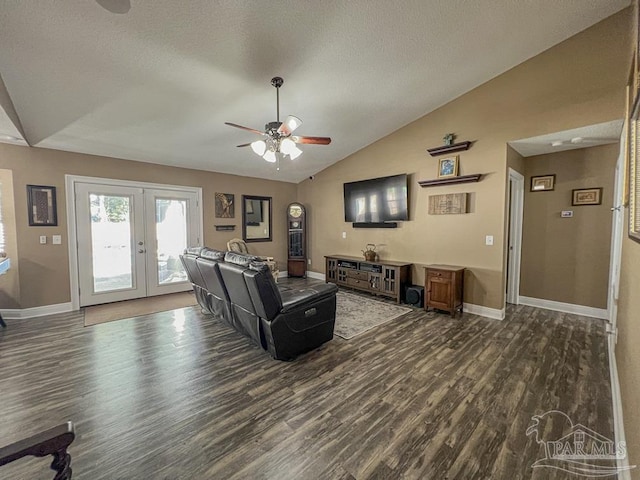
[0,280,614,479]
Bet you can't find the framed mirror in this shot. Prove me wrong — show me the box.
[242,195,272,242]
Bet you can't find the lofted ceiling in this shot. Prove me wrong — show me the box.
[0,0,630,183]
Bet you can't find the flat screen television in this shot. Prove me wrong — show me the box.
[343,174,408,223]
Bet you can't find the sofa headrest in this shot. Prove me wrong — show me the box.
[224,251,261,267]
[200,247,226,261]
[184,246,204,256]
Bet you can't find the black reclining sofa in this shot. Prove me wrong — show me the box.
[180,247,338,360]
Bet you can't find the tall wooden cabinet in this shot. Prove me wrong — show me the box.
[424,265,465,317]
[287,203,307,277]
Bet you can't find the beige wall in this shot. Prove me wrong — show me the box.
[520,144,617,309]
[0,143,297,308]
[0,168,19,308]
[297,9,630,310]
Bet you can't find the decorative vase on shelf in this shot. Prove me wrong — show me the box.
[362,244,377,262]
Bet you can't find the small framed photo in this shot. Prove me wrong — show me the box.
[27,185,58,226]
[437,156,459,178]
[572,187,602,206]
[530,174,555,192]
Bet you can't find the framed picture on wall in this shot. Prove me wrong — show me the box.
[530,174,555,192]
[27,185,58,226]
[215,192,234,218]
[437,156,459,178]
[572,187,602,206]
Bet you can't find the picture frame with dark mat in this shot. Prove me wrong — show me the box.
[27,184,58,226]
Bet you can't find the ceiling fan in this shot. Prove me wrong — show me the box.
[225,77,331,165]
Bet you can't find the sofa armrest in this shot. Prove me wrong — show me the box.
[280,283,338,313]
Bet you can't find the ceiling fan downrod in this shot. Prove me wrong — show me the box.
[271,76,284,123]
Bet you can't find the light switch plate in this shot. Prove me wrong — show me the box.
[39,235,47,244]
[485,235,494,246]
[52,235,62,245]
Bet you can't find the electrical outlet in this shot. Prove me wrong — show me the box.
[485,235,494,246]
[342,231,346,239]
[39,235,47,244]
[307,258,311,265]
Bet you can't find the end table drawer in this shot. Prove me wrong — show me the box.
[427,269,452,279]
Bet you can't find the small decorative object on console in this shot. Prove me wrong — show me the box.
[362,243,377,261]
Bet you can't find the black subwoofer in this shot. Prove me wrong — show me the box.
[405,285,424,308]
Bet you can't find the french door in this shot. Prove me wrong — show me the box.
[75,182,200,307]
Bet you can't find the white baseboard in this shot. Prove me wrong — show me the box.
[1,302,74,320]
[277,270,288,279]
[306,271,325,281]
[463,302,505,320]
[608,334,633,479]
[518,296,608,319]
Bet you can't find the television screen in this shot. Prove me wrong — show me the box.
[344,174,408,223]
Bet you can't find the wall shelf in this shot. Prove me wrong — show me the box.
[418,174,482,187]
[427,141,472,156]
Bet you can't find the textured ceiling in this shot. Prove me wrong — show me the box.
[0,0,630,183]
[509,120,624,157]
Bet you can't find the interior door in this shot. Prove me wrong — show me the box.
[76,183,147,306]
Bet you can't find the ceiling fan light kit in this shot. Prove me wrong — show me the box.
[225,77,331,167]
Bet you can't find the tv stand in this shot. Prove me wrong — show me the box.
[325,255,411,304]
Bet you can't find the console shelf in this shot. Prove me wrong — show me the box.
[418,173,482,187]
[325,255,411,304]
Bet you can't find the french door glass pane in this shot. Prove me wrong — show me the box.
[89,194,133,292]
[155,198,188,285]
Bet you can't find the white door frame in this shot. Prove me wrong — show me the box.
[65,175,203,311]
[607,127,626,333]
[507,168,524,304]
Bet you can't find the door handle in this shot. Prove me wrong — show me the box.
[138,249,145,253]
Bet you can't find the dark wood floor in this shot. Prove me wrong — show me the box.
[0,279,613,479]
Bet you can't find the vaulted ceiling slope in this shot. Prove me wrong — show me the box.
[0,1,630,183]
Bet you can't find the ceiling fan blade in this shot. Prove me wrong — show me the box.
[236,143,252,148]
[224,122,265,136]
[95,0,131,14]
[277,115,302,136]
[292,135,332,145]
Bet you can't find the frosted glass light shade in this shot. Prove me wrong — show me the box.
[280,138,295,154]
[288,145,302,160]
[251,140,266,156]
[282,115,302,134]
[263,150,276,163]
[281,138,303,159]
